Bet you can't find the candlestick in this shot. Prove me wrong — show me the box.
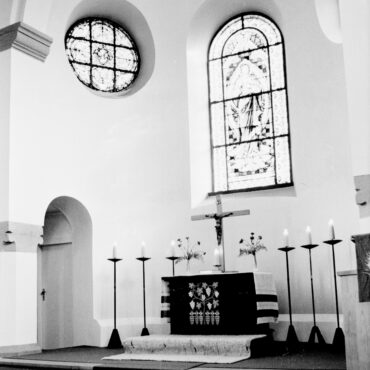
[306,226,312,245]
[278,246,299,349]
[323,238,345,351]
[329,219,335,240]
[300,243,326,345]
[137,256,151,336]
[283,229,289,247]
[166,256,179,276]
[107,257,123,349]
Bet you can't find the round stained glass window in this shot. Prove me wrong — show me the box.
[65,18,140,93]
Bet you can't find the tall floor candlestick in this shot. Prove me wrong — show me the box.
[278,246,299,348]
[137,257,151,336]
[166,256,179,276]
[323,238,345,351]
[107,257,123,349]
[300,243,326,345]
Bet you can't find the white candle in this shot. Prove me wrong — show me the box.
[214,248,220,265]
[113,242,117,259]
[283,229,289,247]
[140,241,146,258]
[329,219,335,240]
[306,226,312,245]
[170,240,176,257]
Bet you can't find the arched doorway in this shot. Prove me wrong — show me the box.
[38,196,94,349]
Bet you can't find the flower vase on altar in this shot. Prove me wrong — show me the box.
[175,237,205,275]
[239,233,267,272]
[253,252,258,271]
[186,259,191,274]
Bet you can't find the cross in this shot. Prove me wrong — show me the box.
[191,195,250,272]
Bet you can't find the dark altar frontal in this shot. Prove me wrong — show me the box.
[161,272,278,335]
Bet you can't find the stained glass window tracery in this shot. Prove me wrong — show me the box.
[209,14,292,193]
[65,18,140,93]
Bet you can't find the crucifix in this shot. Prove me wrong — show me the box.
[191,195,250,272]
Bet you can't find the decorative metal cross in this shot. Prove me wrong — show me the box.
[191,195,250,272]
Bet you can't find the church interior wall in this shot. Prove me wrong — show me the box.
[337,0,370,233]
[0,252,17,346]
[0,0,13,29]
[0,51,10,221]
[0,221,40,348]
[0,251,37,346]
[188,0,360,341]
[338,0,370,178]
[0,0,367,349]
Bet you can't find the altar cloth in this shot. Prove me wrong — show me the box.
[102,334,267,362]
[161,272,278,334]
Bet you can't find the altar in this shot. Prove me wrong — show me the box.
[161,272,278,335]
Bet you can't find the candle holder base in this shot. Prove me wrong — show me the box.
[213,264,222,272]
[141,327,150,336]
[107,328,123,349]
[308,325,326,345]
[286,324,299,345]
[332,327,345,352]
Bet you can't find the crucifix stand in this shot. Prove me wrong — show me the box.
[191,195,250,272]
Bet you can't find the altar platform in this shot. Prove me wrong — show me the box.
[0,343,346,369]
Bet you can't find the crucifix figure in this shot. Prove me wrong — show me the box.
[191,195,250,272]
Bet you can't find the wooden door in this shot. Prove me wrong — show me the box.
[41,242,73,349]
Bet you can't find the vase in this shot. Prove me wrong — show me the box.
[253,253,258,271]
[186,259,191,274]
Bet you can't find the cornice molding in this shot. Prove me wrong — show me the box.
[0,22,53,62]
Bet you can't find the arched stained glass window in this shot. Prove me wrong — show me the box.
[65,18,140,93]
[208,14,293,193]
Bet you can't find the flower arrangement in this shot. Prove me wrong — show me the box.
[239,232,267,270]
[176,237,206,271]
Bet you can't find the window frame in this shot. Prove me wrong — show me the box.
[64,17,141,94]
[207,13,293,195]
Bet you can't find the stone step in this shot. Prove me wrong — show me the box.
[121,334,267,357]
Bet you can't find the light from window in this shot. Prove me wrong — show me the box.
[65,18,140,93]
[208,14,292,193]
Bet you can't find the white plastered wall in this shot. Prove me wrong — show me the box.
[187,0,360,342]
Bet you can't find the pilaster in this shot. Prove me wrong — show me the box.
[0,221,42,347]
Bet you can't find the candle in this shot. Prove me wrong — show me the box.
[306,226,312,245]
[283,229,289,247]
[170,240,176,257]
[329,219,335,240]
[112,242,117,259]
[141,241,146,258]
[214,248,220,266]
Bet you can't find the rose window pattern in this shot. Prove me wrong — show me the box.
[208,14,293,192]
[65,18,140,93]
[188,282,220,326]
